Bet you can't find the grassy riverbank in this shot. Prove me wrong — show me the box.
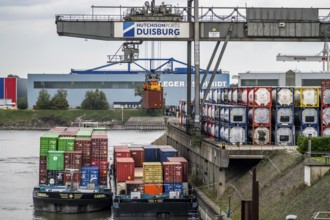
[0,109,163,128]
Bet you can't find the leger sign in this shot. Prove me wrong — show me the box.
[115,22,190,38]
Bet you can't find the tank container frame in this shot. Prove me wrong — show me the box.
[294,87,320,108]
[274,87,294,107]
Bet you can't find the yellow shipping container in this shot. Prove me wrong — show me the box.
[294,87,320,108]
[143,162,163,183]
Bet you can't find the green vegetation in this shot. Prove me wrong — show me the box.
[81,89,109,110]
[297,136,330,154]
[0,109,162,125]
[51,89,69,110]
[17,98,28,110]
[36,89,51,109]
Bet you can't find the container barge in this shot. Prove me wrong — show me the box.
[33,127,112,214]
[112,145,198,217]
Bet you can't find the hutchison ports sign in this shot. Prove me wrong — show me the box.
[114,22,190,38]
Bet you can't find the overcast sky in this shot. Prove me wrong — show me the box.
[0,0,330,81]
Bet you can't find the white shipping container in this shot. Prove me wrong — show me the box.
[276,127,293,146]
[322,107,330,126]
[248,108,270,124]
[273,88,294,106]
[276,108,293,125]
[249,88,271,106]
[322,89,330,104]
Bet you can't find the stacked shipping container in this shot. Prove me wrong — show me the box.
[321,80,330,136]
[114,145,188,199]
[38,127,108,188]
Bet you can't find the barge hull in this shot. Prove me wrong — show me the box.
[113,198,197,217]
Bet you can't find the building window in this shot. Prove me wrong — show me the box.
[33,81,144,89]
[241,79,278,86]
[302,79,322,86]
[241,80,256,86]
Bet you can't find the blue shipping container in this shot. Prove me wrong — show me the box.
[0,78,4,99]
[163,183,183,196]
[81,166,99,187]
[144,145,159,162]
[159,148,178,162]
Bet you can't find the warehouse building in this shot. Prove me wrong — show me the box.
[27,70,230,109]
[237,70,330,87]
[0,77,27,109]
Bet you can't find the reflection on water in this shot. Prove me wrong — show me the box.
[0,130,190,220]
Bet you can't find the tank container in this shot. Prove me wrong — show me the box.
[294,88,319,107]
[275,108,294,127]
[227,89,233,103]
[296,108,319,126]
[273,88,294,106]
[211,105,215,120]
[241,88,249,105]
[300,126,319,137]
[248,108,271,125]
[275,127,293,146]
[222,126,247,145]
[232,89,238,104]
[212,89,217,103]
[321,88,330,106]
[216,89,221,103]
[249,87,272,107]
[220,107,225,122]
[221,89,228,103]
[47,151,65,171]
[220,127,225,140]
[214,106,220,121]
[249,127,271,145]
[223,106,247,125]
[322,107,330,126]
[322,127,330,136]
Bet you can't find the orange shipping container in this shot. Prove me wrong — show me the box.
[144,184,163,195]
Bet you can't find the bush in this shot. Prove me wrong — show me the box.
[297,135,330,154]
[36,89,51,109]
[51,89,69,110]
[81,89,109,110]
[17,98,28,109]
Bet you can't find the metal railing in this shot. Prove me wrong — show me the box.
[56,6,330,23]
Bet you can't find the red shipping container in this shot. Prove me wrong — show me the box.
[114,148,131,168]
[4,78,17,104]
[129,148,144,167]
[63,171,81,186]
[142,90,164,109]
[167,157,188,182]
[75,138,92,166]
[39,156,47,185]
[116,157,134,182]
[163,162,183,183]
[144,184,163,195]
[64,151,82,170]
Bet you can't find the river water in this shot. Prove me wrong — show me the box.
[0,130,188,220]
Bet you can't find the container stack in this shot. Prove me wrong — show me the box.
[38,127,109,189]
[321,80,330,136]
[179,101,187,127]
[248,87,273,145]
[294,87,320,137]
[216,104,248,145]
[273,87,295,146]
[114,145,188,199]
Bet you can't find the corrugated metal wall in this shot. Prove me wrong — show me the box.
[4,78,17,103]
[0,78,4,99]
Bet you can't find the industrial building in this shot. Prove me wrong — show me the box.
[0,77,27,109]
[237,70,330,87]
[27,66,230,109]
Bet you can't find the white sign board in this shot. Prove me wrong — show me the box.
[115,22,190,38]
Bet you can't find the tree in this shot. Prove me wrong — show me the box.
[36,89,51,109]
[51,89,69,110]
[81,89,109,110]
[135,84,144,98]
[7,74,19,78]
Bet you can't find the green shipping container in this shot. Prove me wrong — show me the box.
[76,130,92,138]
[58,137,75,151]
[93,127,106,131]
[40,133,60,156]
[47,151,64,170]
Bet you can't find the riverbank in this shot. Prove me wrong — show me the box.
[0,109,173,130]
